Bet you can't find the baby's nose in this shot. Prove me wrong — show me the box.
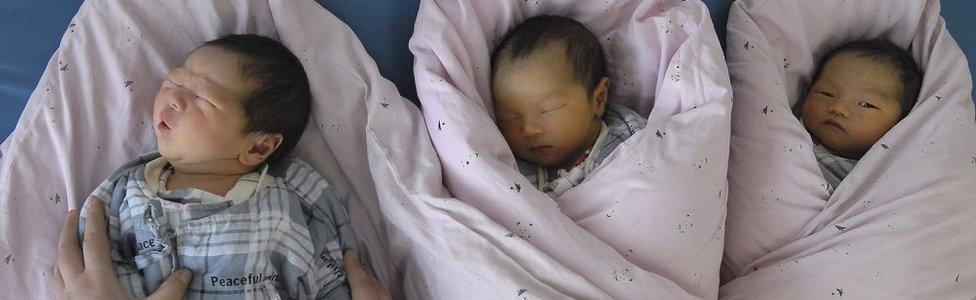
[522,120,543,137]
[827,101,849,117]
[168,97,182,111]
[167,90,191,111]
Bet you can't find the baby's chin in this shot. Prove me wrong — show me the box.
[816,138,867,159]
[520,153,569,169]
[154,137,187,162]
[155,143,176,161]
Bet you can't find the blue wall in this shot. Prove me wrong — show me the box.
[0,0,972,142]
[0,1,84,143]
[941,0,976,104]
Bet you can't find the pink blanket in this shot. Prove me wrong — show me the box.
[0,0,404,297]
[722,0,976,298]
[407,0,732,298]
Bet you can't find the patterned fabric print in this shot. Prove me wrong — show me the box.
[79,153,357,299]
[811,143,858,191]
[519,103,648,198]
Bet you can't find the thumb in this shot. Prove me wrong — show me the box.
[344,250,369,286]
[344,251,391,300]
[147,269,192,300]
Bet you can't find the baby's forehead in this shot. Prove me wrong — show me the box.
[824,54,901,82]
[185,46,248,75]
[181,47,256,97]
[825,53,902,76]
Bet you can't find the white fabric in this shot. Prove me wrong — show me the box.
[145,157,271,205]
[0,0,406,298]
[408,0,732,298]
[722,0,976,298]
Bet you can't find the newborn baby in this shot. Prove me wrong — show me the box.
[78,34,358,299]
[491,15,646,198]
[800,39,922,189]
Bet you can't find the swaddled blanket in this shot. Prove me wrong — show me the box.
[722,0,976,298]
[409,0,732,298]
[79,154,356,299]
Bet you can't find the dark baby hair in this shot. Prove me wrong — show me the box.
[202,34,311,165]
[491,15,609,97]
[813,39,923,118]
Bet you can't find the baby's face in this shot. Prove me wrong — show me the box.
[492,47,606,169]
[802,53,904,159]
[152,46,254,168]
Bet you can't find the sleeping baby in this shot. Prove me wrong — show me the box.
[800,39,922,189]
[78,34,358,299]
[491,15,646,198]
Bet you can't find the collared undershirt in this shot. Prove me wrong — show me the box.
[812,143,858,191]
[535,122,609,198]
[143,157,271,205]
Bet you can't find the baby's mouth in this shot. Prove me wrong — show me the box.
[157,109,178,133]
[529,145,553,153]
[157,120,171,132]
[156,114,176,133]
[822,119,845,131]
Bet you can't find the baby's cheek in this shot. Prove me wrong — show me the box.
[800,109,819,130]
[867,124,892,143]
[184,117,220,142]
[850,125,881,148]
[499,127,518,143]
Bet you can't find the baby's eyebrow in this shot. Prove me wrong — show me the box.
[538,100,567,109]
[526,87,563,103]
[179,71,208,90]
[861,86,898,102]
[817,78,838,88]
[179,69,231,102]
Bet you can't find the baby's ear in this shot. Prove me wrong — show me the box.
[592,76,611,117]
[239,133,283,167]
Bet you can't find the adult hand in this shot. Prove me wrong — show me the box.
[344,251,392,300]
[51,197,192,300]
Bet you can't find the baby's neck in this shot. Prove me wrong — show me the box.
[550,147,593,176]
[165,160,257,197]
[167,170,244,197]
[811,136,863,160]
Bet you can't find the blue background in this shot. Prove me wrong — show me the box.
[1,0,973,142]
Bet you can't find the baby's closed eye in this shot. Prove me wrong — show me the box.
[498,114,520,122]
[540,103,567,113]
[195,95,215,106]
